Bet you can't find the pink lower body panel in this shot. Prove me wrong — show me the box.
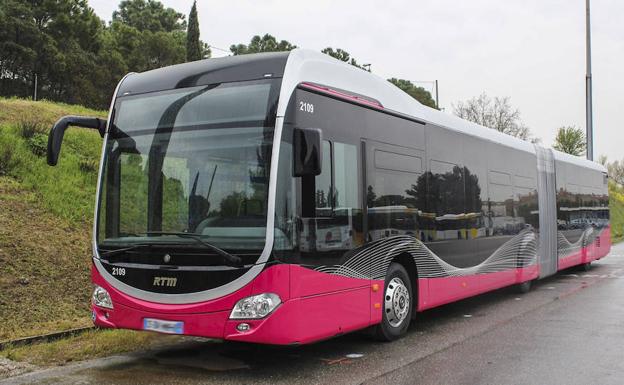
[92,226,612,345]
[418,265,540,311]
[92,263,380,345]
[558,226,611,271]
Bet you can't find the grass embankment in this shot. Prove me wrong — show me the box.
[609,181,624,243]
[0,98,105,340]
[0,98,105,223]
[0,98,166,366]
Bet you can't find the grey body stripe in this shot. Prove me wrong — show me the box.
[315,229,538,280]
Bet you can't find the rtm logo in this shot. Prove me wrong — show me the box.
[153,277,177,287]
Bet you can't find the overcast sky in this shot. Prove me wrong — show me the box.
[90,0,623,161]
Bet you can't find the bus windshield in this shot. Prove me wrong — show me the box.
[97,79,278,254]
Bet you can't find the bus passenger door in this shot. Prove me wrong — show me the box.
[293,138,368,295]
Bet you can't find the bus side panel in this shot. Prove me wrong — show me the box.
[419,265,539,310]
[555,162,610,270]
[418,124,540,305]
[557,248,584,270]
[592,225,611,260]
[289,264,370,298]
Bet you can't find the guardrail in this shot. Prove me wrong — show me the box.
[0,327,95,351]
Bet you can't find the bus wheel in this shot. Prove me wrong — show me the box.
[374,263,413,341]
[581,262,592,271]
[516,280,532,294]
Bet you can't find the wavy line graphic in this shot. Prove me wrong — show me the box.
[557,227,597,259]
[315,228,538,279]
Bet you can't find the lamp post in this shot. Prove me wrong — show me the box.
[585,0,594,160]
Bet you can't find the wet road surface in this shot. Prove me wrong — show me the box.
[4,242,624,385]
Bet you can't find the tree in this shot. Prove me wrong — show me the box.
[0,0,107,107]
[321,47,369,71]
[185,1,204,62]
[105,0,190,73]
[611,161,624,186]
[0,0,213,109]
[0,0,43,98]
[552,126,586,156]
[388,78,437,109]
[113,0,186,33]
[453,93,534,141]
[230,34,296,55]
[600,156,624,186]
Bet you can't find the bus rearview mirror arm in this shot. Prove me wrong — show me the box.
[47,115,108,166]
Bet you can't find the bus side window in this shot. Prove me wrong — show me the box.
[315,140,333,213]
[304,140,362,251]
[368,149,423,242]
[333,143,358,210]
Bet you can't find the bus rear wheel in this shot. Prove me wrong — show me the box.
[374,263,413,341]
[516,280,533,294]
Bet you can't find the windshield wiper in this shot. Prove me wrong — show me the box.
[99,243,154,258]
[144,231,243,267]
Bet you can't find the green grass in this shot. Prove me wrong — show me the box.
[0,98,105,225]
[609,181,624,243]
[0,98,106,340]
[0,97,105,129]
[0,329,179,367]
[0,177,93,339]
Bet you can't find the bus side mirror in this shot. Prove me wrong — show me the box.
[293,127,322,177]
[47,115,107,166]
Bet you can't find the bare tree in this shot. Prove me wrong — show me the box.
[453,93,534,141]
[600,156,624,186]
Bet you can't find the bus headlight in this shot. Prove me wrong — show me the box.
[92,285,113,309]
[230,293,281,319]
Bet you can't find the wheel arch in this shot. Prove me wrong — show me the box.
[390,252,419,317]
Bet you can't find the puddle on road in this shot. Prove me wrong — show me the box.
[154,346,250,371]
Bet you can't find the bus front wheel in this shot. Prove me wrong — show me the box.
[374,263,413,341]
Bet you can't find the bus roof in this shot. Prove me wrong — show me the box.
[279,49,606,172]
[118,49,606,174]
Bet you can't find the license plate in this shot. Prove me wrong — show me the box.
[143,318,184,334]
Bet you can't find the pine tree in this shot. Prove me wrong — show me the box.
[186,1,202,61]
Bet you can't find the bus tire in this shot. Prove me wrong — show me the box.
[374,263,413,341]
[581,262,591,271]
[516,280,532,294]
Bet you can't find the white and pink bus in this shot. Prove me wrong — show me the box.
[47,49,610,343]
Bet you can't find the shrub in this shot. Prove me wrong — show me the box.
[0,144,19,176]
[78,157,98,174]
[17,118,47,139]
[27,133,48,157]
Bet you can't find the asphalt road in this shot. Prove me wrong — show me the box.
[4,242,624,385]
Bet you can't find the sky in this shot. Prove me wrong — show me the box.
[90,0,623,162]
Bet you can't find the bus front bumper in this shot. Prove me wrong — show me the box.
[91,263,374,345]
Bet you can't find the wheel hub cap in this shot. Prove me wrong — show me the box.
[384,277,410,327]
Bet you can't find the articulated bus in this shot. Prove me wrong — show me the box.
[47,49,610,343]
